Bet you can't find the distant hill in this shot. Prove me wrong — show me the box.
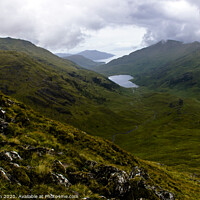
[77,50,114,60]
[94,40,200,98]
[64,54,104,70]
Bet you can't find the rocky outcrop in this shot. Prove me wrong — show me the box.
[128,167,175,200]
[0,107,8,133]
[52,173,71,188]
[69,161,175,200]
[0,151,22,162]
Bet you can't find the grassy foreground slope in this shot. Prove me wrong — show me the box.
[0,91,200,199]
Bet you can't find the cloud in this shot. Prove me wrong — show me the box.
[0,0,200,51]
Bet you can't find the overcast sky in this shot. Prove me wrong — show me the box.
[0,0,200,57]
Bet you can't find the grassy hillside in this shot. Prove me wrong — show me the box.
[1,37,200,181]
[94,40,200,75]
[64,54,104,70]
[0,91,200,199]
[0,38,139,139]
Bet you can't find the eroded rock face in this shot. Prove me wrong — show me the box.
[0,151,22,162]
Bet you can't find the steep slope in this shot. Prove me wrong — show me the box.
[78,50,114,60]
[0,49,132,138]
[64,54,104,70]
[0,91,200,199]
[135,47,200,98]
[0,38,136,138]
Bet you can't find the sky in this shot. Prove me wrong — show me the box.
[0,0,200,57]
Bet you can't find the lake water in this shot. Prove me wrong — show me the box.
[108,75,139,88]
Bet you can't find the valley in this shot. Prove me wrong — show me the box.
[0,37,200,199]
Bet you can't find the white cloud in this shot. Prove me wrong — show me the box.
[0,0,200,54]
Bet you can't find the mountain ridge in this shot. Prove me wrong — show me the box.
[64,54,104,69]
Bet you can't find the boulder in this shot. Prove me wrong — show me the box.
[52,173,71,188]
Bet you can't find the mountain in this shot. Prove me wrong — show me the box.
[94,40,200,75]
[0,90,199,199]
[94,40,200,97]
[78,50,114,60]
[64,54,104,70]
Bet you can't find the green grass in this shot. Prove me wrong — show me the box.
[0,91,200,199]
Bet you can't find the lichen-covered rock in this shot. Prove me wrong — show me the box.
[129,166,149,180]
[52,173,71,188]
[107,170,130,197]
[0,151,22,162]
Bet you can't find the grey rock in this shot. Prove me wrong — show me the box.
[52,173,71,188]
[129,166,149,180]
[0,151,22,162]
[108,170,130,196]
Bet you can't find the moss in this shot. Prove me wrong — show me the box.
[12,167,30,186]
